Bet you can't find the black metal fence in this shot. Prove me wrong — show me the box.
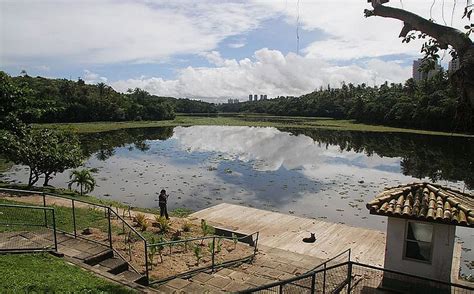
[245,260,474,294]
[0,203,57,252]
[0,188,149,283]
[147,232,259,285]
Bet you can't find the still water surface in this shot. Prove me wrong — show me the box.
[3,125,473,276]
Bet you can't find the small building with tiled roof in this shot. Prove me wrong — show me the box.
[367,182,473,283]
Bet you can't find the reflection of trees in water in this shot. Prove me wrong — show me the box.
[80,127,173,161]
[285,128,474,189]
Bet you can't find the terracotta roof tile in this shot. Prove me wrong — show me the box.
[367,182,473,227]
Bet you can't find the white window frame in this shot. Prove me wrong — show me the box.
[403,220,434,264]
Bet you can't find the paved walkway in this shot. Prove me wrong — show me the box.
[154,245,324,293]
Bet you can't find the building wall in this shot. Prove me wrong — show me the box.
[384,218,456,282]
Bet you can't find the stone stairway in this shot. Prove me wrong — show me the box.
[154,245,323,293]
[49,232,150,290]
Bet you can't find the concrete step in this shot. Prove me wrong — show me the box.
[117,270,143,284]
[99,257,129,274]
[84,249,114,265]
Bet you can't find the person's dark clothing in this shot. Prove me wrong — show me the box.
[159,203,169,219]
[159,193,169,219]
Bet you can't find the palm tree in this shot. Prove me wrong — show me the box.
[68,169,96,196]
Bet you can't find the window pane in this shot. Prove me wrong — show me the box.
[406,241,431,261]
[407,222,433,242]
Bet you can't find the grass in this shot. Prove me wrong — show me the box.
[34,114,473,137]
[0,253,135,293]
[0,198,112,234]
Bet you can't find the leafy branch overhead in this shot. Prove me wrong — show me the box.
[364,0,474,115]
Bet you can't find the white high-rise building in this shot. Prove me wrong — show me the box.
[412,58,442,82]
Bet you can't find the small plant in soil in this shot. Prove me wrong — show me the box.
[200,219,215,237]
[153,235,165,263]
[148,237,157,269]
[155,215,170,233]
[193,244,202,265]
[232,233,238,250]
[181,222,191,232]
[134,213,148,231]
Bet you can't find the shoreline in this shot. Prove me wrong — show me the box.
[33,114,474,137]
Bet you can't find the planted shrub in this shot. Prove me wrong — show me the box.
[155,215,170,233]
[200,219,215,237]
[135,213,148,231]
[232,233,238,250]
[193,244,202,265]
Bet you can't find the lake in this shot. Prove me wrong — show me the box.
[3,125,473,276]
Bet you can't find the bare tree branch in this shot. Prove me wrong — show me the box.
[365,5,472,54]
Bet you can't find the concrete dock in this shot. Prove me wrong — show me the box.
[190,203,387,267]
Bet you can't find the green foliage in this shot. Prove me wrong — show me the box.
[68,169,96,196]
[1,128,84,186]
[0,253,134,293]
[232,233,238,250]
[153,235,165,263]
[170,207,194,218]
[200,219,215,237]
[134,213,148,232]
[218,74,473,132]
[0,71,219,125]
[155,215,170,233]
[208,237,223,254]
[193,244,202,265]
[148,237,157,269]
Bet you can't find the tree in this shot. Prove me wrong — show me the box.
[36,129,84,186]
[364,0,474,114]
[68,169,96,196]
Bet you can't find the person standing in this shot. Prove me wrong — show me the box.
[158,189,169,220]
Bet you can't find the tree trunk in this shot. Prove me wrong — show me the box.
[366,4,474,109]
[80,184,83,196]
[43,172,51,186]
[28,168,39,187]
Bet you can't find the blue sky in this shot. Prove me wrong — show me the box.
[1,0,471,102]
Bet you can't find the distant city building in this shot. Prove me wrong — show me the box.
[227,99,240,104]
[448,59,460,75]
[248,94,253,101]
[412,58,442,82]
[263,94,267,100]
[253,94,258,101]
[260,94,264,100]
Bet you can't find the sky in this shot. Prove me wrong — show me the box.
[1,0,472,103]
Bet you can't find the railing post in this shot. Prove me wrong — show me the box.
[253,232,259,257]
[144,240,149,282]
[72,199,77,237]
[211,237,216,272]
[52,209,58,252]
[323,262,327,294]
[311,272,316,294]
[43,193,48,227]
[107,208,112,249]
[279,284,283,294]
[347,262,352,294]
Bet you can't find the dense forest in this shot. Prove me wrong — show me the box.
[1,71,216,124]
[2,70,474,132]
[219,72,474,132]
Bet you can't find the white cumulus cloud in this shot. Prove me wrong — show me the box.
[111,48,410,101]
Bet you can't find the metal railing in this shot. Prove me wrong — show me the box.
[245,260,474,294]
[0,203,57,252]
[0,188,149,283]
[147,231,259,285]
[109,208,149,283]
